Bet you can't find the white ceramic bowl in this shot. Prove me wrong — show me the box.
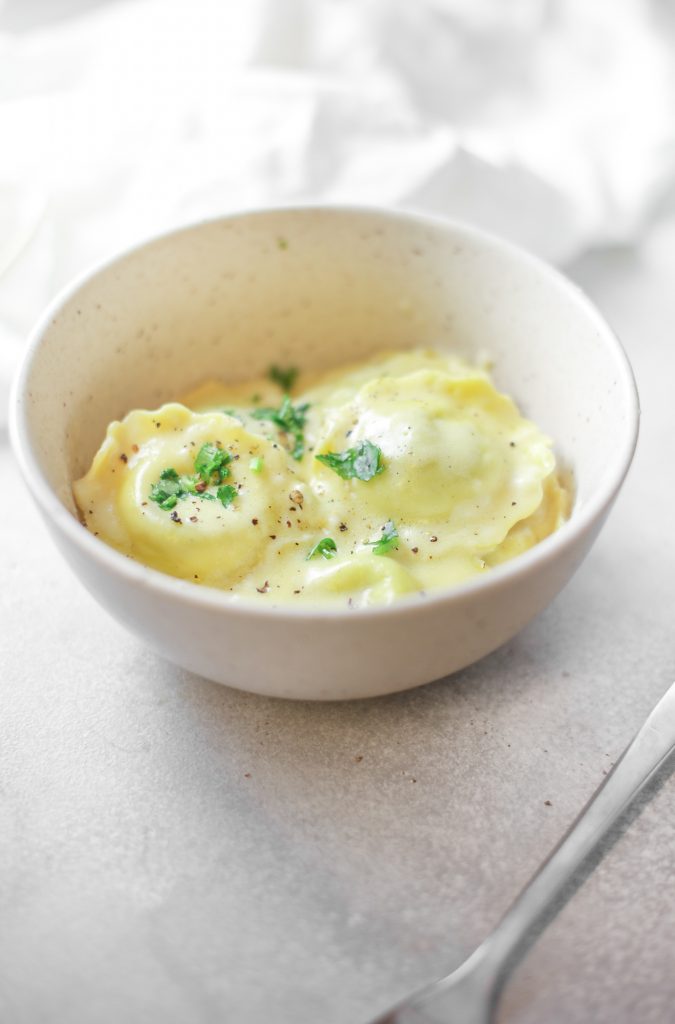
[10,207,639,700]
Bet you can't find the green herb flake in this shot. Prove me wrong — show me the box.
[149,468,185,510]
[150,443,235,510]
[194,442,231,484]
[306,537,338,561]
[249,456,264,473]
[277,236,288,251]
[315,440,384,481]
[367,520,399,556]
[252,397,310,460]
[268,365,298,392]
[217,484,237,508]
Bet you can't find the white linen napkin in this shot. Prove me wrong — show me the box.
[2,0,674,423]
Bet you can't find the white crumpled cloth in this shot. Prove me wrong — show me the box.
[2,0,674,422]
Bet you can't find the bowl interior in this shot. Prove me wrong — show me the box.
[17,207,636,526]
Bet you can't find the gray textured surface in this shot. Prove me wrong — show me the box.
[2,212,675,1024]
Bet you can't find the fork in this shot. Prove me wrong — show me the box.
[369,679,675,1024]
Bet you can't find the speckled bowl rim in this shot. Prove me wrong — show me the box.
[10,204,640,623]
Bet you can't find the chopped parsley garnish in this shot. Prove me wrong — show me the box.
[268,365,298,392]
[316,440,384,481]
[149,468,185,510]
[249,456,264,473]
[306,537,338,561]
[252,396,309,460]
[194,442,231,484]
[367,520,399,556]
[150,443,233,511]
[217,484,237,508]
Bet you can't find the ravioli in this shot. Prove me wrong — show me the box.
[74,349,570,607]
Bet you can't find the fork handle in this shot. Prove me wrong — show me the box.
[478,680,675,981]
